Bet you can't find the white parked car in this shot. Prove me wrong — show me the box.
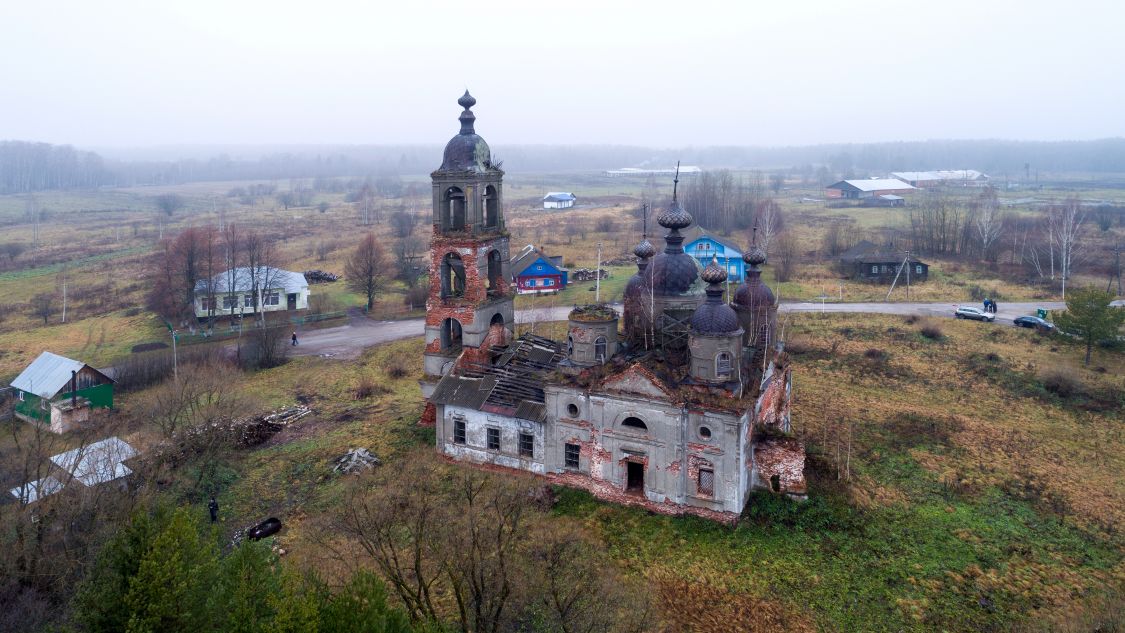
[954,306,995,322]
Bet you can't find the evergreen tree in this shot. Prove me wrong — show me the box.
[1054,286,1125,365]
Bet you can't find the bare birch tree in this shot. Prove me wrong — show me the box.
[1047,197,1087,299]
[972,187,1004,261]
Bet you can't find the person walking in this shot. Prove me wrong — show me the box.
[983,298,991,313]
[208,497,219,523]
[291,331,298,346]
[991,300,999,314]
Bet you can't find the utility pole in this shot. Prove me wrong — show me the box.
[595,242,602,303]
[61,281,67,323]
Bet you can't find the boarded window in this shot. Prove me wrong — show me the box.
[564,443,580,469]
[698,468,715,496]
[519,433,534,458]
[453,419,466,444]
[487,427,500,451]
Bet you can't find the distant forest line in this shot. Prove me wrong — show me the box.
[3,137,1125,194]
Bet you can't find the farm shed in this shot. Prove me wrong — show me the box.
[542,192,576,209]
[826,178,916,200]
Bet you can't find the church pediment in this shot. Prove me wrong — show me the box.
[602,364,674,400]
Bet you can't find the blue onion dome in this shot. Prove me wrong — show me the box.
[692,257,740,334]
[440,90,493,172]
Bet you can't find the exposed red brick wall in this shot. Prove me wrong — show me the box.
[419,402,437,427]
[756,364,791,429]
[426,233,509,329]
[754,437,807,495]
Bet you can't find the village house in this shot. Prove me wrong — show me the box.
[826,178,916,205]
[420,93,803,524]
[194,267,309,319]
[511,244,568,294]
[10,351,114,433]
[838,240,929,282]
[542,192,576,209]
[682,225,746,282]
[9,436,137,504]
[890,169,990,188]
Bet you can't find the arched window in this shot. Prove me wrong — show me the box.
[443,187,466,230]
[490,312,505,328]
[487,249,503,295]
[594,336,607,362]
[441,252,465,298]
[440,318,463,352]
[621,417,648,431]
[716,352,732,378]
[483,185,499,228]
[566,336,574,357]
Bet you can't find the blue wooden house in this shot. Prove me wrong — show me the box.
[511,245,568,294]
[681,226,746,282]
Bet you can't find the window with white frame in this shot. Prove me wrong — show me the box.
[265,292,280,306]
[223,295,239,309]
[871,265,879,274]
[916,265,923,274]
[543,279,551,286]
[244,294,254,308]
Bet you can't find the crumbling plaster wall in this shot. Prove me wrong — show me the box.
[438,405,545,474]
[542,384,746,518]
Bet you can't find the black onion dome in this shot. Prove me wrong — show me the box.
[633,239,656,259]
[700,256,727,284]
[440,91,493,172]
[649,251,702,295]
[691,300,741,334]
[657,200,693,230]
[733,266,776,308]
[692,258,740,335]
[745,245,767,267]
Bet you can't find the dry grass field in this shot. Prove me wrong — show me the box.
[79,311,1121,632]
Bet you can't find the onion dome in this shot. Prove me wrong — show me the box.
[692,256,740,334]
[648,196,702,296]
[657,199,693,231]
[745,245,766,268]
[733,248,775,309]
[633,239,656,259]
[439,90,493,172]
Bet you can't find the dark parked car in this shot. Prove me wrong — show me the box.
[1013,316,1055,331]
[954,306,995,322]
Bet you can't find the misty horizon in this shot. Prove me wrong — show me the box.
[3,1,1123,150]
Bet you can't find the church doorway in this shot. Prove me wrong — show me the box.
[626,461,644,494]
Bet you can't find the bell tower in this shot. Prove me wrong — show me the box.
[422,92,514,385]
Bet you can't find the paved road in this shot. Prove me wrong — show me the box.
[293,300,1123,359]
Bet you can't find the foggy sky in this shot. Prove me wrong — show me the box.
[2,0,1122,151]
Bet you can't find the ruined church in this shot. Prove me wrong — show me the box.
[420,92,805,523]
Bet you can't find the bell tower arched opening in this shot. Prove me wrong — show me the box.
[483,185,499,228]
[487,249,503,295]
[443,187,466,231]
[440,318,463,352]
[441,252,465,298]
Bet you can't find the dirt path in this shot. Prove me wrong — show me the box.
[292,300,1123,359]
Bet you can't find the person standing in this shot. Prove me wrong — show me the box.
[292,331,298,346]
[208,497,219,523]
